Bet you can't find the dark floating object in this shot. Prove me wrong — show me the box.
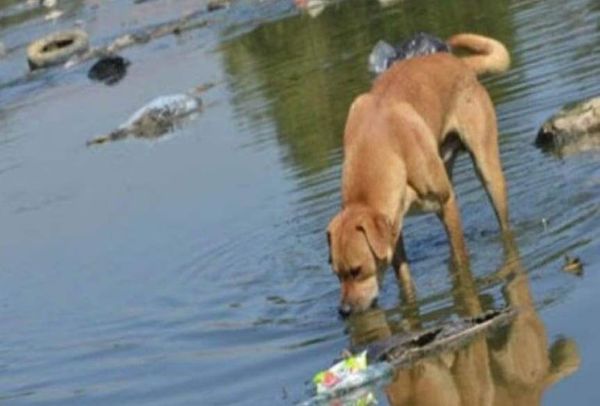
[562,255,583,276]
[536,97,600,156]
[207,0,230,12]
[395,32,450,60]
[366,307,517,366]
[369,32,450,75]
[27,29,89,70]
[88,55,130,85]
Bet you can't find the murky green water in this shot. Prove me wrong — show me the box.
[1,0,599,404]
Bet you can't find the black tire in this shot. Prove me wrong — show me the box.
[27,29,89,70]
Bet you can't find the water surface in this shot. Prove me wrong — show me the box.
[1,0,599,404]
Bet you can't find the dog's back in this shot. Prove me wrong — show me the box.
[368,34,510,139]
[370,53,470,139]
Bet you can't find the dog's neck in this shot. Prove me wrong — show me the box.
[341,144,407,234]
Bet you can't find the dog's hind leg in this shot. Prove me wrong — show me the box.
[457,84,510,232]
[404,137,470,268]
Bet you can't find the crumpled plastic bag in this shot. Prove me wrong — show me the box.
[368,33,450,75]
[368,40,397,75]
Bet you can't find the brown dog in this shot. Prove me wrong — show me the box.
[327,33,511,316]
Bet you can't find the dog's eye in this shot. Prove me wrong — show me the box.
[349,268,361,279]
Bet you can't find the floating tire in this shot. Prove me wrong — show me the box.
[27,29,89,70]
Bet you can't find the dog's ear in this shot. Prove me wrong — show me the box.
[357,212,393,262]
[326,215,341,265]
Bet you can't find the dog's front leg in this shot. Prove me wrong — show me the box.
[392,232,417,303]
[438,192,470,269]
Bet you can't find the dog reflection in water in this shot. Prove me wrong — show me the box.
[348,246,580,405]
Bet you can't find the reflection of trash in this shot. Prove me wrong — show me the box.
[87,84,213,146]
[27,29,89,70]
[368,32,450,75]
[88,55,130,86]
[562,255,583,277]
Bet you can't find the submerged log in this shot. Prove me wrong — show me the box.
[536,97,600,156]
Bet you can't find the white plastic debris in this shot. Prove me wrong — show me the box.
[87,90,205,145]
[121,93,202,129]
[302,351,394,405]
[368,40,397,75]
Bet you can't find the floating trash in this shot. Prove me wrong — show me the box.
[41,0,58,7]
[302,352,392,405]
[27,29,89,70]
[301,307,516,405]
[536,96,600,156]
[64,8,210,69]
[88,55,130,86]
[368,40,397,75]
[44,9,64,21]
[87,84,213,146]
[368,32,450,75]
[562,255,583,277]
[207,0,230,12]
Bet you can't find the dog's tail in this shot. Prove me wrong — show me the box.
[447,33,510,76]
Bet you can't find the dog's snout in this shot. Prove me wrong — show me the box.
[338,303,352,318]
[338,296,378,317]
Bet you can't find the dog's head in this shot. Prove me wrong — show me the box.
[327,206,394,316]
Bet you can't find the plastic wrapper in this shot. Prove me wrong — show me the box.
[368,40,397,75]
[121,94,202,129]
[302,352,394,406]
[368,33,450,75]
